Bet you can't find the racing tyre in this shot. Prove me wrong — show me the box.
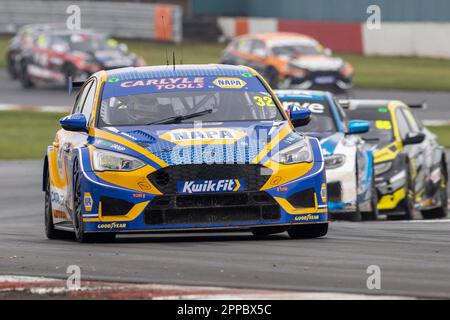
[251,226,285,237]
[287,223,328,239]
[264,67,279,89]
[44,172,72,240]
[362,170,379,221]
[6,52,18,79]
[421,162,448,219]
[72,160,116,243]
[19,60,34,88]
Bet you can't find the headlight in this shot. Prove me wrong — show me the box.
[324,154,346,169]
[93,149,145,172]
[375,161,392,176]
[271,139,312,164]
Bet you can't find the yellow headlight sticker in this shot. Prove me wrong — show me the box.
[375,120,392,130]
[159,127,246,145]
[213,77,247,89]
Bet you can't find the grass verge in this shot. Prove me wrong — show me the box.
[2,35,450,91]
[0,111,449,159]
[427,126,450,148]
[0,111,66,160]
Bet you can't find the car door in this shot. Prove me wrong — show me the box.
[401,107,427,194]
[247,40,270,75]
[395,107,424,194]
[226,37,255,66]
[56,78,96,214]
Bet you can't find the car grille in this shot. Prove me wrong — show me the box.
[144,191,280,226]
[147,164,271,194]
[327,182,342,202]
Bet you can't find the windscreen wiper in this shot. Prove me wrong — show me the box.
[147,109,213,125]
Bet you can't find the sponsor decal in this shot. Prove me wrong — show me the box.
[108,76,120,83]
[321,183,327,202]
[52,209,66,219]
[84,192,93,212]
[137,178,153,192]
[97,222,127,230]
[132,193,146,199]
[213,77,246,89]
[177,179,245,194]
[241,72,253,78]
[276,186,288,192]
[159,128,246,145]
[120,77,205,90]
[294,214,320,222]
[282,101,325,114]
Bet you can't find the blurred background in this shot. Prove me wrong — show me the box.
[0,0,450,159]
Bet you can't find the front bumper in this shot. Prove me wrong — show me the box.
[281,71,352,91]
[375,170,407,211]
[325,166,358,213]
[80,163,328,233]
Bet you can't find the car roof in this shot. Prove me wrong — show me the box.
[103,64,252,81]
[343,99,403,110]
[275,89,329,100]
[240,32,314,42]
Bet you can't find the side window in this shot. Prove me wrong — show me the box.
[402,108,420,132]
[251,40,266,57]
[82,79,98,124]
[236,38,253,53]
[395,108,411,140]
[72,80,93,114]
[333,98,348,131]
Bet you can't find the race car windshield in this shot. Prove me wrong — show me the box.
[271,42,322,57]
[53,34,115,52]
[346,107,394,145]
[99,90,284,126]
[280,99,336,132]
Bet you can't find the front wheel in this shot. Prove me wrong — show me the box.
[287,223,328,239]
[362,170,379,221]
[72,160,115,243]
[264,67,279,89]
[19,60,34,89]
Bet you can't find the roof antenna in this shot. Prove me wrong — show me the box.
[161,16,169,66]
[180,44,184,65]
[173,51,176,71]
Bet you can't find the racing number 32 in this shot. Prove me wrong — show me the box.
[253,95,275,107]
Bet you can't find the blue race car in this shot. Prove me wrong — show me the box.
[43,64,328,242]
[276,90,377,221]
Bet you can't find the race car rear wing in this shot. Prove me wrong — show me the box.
[408,101,428,110]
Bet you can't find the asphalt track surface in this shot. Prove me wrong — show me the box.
[1,160,450,299]
[0,70,449,121]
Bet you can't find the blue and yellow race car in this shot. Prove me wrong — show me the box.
[43,64,328,242]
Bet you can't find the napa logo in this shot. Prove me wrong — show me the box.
[177,179,246,194]
[213,77,246,89]
[159,128,246,145]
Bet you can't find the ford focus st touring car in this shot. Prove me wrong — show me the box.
[220,33,353,92]
[276,90,377,221]
[43,64,328,243]
[344,99,448,220]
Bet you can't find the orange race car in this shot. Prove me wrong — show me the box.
[220,32,353,92]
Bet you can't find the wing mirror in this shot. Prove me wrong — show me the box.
[287,104,311,127]
[403,132,425,145]
[347,120,370,134]
[60,114,88,132]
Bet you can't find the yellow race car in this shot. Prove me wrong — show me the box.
[343,99,448,220]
